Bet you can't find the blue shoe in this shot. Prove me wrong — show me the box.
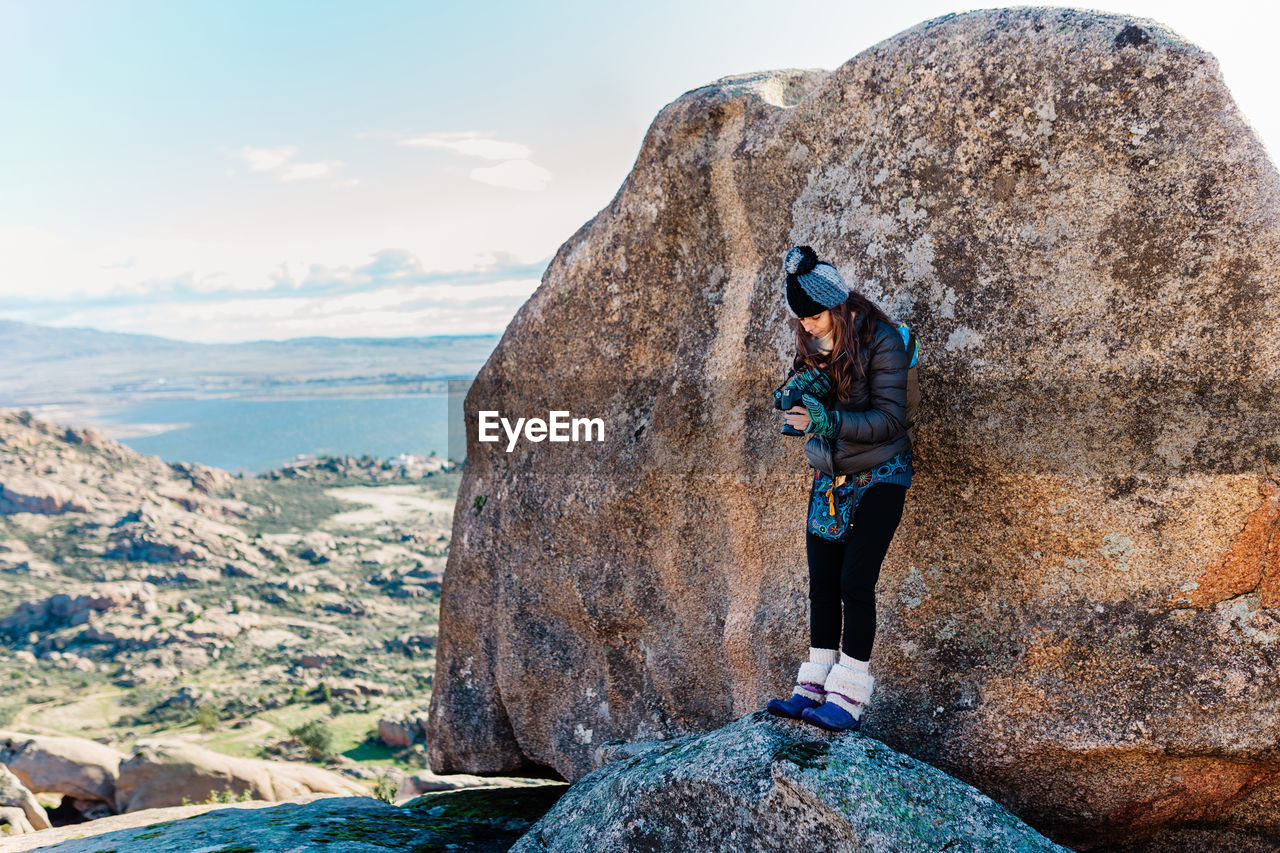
[766,690,823,719]
[801,664,874,732]
[801,699,862,731]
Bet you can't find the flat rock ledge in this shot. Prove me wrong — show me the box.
[512,711,1068,852]
[2,784,567,853]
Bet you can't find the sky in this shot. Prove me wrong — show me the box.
[1,0,1277,344]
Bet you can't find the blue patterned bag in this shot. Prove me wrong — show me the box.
[807,469,858,541]
[806,449,914,542]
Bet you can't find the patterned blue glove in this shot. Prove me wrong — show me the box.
[800,393,840,438]
[787,365,833,399]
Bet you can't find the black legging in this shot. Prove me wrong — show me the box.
[806,482,908,661]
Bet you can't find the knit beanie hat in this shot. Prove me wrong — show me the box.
[783,245,850,318]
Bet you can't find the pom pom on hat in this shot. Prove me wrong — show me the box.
[784,245,819,276]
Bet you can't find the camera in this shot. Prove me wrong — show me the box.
[773,365,833,436]
[773,384,806,436]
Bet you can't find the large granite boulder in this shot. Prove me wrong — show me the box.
[0,583,156,639]
[0,474,90,514]
[114,741,368,812]
[0,409,259,522]
[512,712,1067,852]
[104,499,272,566]
[0,730,125,807]
[427,7,1280,851]
[0,763,51,834]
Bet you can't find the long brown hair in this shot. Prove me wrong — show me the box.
[790,291,895,403]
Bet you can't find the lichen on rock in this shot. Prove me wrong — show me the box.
[511,712,1068,852]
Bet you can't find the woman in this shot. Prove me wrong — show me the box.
[765,244,914,732]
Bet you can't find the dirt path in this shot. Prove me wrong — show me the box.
[8,690,126,738]
[10,693,281,753]
[321,484,455,528]
[165,715,277,747]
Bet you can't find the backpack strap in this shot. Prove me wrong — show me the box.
[896,322,919,368]
[897,323,919,439]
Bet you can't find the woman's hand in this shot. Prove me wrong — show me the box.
[799,393,841,438]
[788,365,833,398]
[783,405,811,432]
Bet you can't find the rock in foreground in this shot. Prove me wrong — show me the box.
[511,712,1067,853]
[114,740,367,811]
[10,784,567,852]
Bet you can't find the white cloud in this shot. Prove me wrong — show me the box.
[44,276,542,342]
[395,130,552,191]
[280,160,345,181]
[399,132,533,160]
[242,145,298,172]
[470,159,552,191]
[0,209,565,304]
[0,229,550,342]
[236,144,349,186]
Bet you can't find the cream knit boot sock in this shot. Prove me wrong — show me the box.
[792,647,838,701]
[822,660,875,720]
[840,651,870,672]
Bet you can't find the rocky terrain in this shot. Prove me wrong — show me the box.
[426,8,1280,853]
[2,714,1065,853]
[0,406,552,839]
[516,712,1067,853]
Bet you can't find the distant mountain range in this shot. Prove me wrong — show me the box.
[0,319,501,409]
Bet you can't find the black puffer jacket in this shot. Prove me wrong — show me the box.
[801,319,911,476]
